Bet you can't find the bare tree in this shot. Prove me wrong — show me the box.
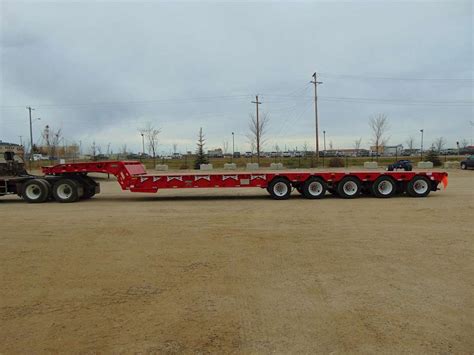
[222,140,229,155]
[369,113,390,160]
[50,128,62,161]
[141,122,161,167]
[460,139,469,149]
[433,137,446,153]
[172,143,178,155]
[302,142,308,158]
[90,141,97,160]
[247,112,270,163]
[406,136,415,152]
[353,137,362,151]
[120,144,127,159]
[329,141,333,150]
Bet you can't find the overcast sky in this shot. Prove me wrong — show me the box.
[1,0,472,154]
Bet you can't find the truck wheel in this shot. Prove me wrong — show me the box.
[407,176,431,197]
[52,179,81,203]
[337,177,361,199]
[268,177,291,200]
[372,176,396,198]
[302,177,326,199]
[22,179,50,203]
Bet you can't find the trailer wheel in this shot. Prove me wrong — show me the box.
[268,177,291,200]
[302,177,326,199]
[21,179,50,203]
[337,176,361,199]
[372,176,396,198]
[406,176,431,197]
[52,179,81,203]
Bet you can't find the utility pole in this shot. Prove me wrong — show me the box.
[19,136,23,146]
[323,130,327,152]
[232,132,235,163]
[311,72,323,165]
[420,129,424,161]
[251,95,262,164]
[140,133,145,160]
[27,106,34,169]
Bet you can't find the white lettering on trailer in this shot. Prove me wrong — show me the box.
[140,177,149,183]
[222,175,238,181]
[167,176,183,182]
[153,176,161,182]
[250,174,266,181]
[195,175,211,181]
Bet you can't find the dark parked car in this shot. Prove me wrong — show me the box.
[387,160,412,171]
[460,155,474,170]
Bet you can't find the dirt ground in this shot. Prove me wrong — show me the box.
[1,169,473,353]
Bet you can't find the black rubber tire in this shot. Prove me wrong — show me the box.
[21,179,50,203]
[461,163,467,170]
[268,177,291,200]
[52,179,81,203]
[372,176,396,198]
[337,176,361,199]
[302,177,326,199]
[406,176,431,198]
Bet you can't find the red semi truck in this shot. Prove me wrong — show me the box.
[0,151,449,203]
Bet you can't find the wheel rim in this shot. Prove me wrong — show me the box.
[25,184,42,200]
[377,180,393,195]
[343,181,358,196]
[413,180,428,194]
[308,181,323,196]
[57,184,73,200]
[273,182,288,197]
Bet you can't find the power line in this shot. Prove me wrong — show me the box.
[319,72,473,82]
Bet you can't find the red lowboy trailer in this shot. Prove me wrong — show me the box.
[4,160,443,203]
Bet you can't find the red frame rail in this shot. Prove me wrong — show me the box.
[42,161,448,193]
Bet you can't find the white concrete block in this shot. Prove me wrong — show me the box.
[246,163,259,170]
[417,161,434,169]
[444,161,459,169]
[364,161,378,169]
[200,164,213,170]
[224,163,237,170]
[270,163,284,169]
[155,164,168,171]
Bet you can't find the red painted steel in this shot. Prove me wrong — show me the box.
[42,161,448,194]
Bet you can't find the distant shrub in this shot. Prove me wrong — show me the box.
[425,150,442,167]
[328,157,345,167]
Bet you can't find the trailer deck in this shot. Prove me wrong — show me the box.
[35,160,449,202]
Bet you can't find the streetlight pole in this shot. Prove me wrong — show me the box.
[232,132,235,163]
[141,133,145,161]
[420,129,424,161]
[27,106,34,169]
[311,72,323,165]
[323,130,327,152]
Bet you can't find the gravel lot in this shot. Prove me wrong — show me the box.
[1,169,472,353]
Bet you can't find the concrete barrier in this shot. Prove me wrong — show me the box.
[200,164,213,170]
[417,161,434,169]
[364,161,378,169]
[444,161,460,169]
[270,163,284,170]
[246,163,259,170]
[155,164,168,171]
[224,163,237,170]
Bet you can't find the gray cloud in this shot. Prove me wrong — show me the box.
[1,0,472,154]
